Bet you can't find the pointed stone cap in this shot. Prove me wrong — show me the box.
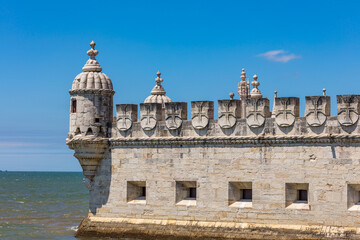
[82,41,102,72]
[250,74,262,98]
[144,71,172,104]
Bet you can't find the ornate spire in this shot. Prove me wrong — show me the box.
[238,68,249,100]
[83,41,102,72]
[250,74,262,98]
[150,71,166,95]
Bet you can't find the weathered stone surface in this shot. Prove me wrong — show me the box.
[337,95,360,127]
[165,102,187,130]
[68,43,360,240]
[218,100,241,129]
[246,98,270,128]
[140,103,162,131]
[274,97,299,127]
[191,101,214,130]
[305,96,330,127]
[116,104,137,132]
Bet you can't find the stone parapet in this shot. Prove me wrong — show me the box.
[112,95,360,139]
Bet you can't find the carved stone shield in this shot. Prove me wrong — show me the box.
[116,104,137,131]
[165,102,187,130]
[191,101,214,130]
[246,98,270,128]
[140,103,162,131]
[305,96,330,127]
[274,97,299,127]
[218,100,241,129]
[337,95,360,127]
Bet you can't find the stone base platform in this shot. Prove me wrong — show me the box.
[75,216,360,239]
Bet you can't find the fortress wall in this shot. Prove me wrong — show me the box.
[88,118,360,228]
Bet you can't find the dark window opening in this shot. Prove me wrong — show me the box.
[298,190,308,201]
[75,128,81,135]
[242,189,252,200]
[189,187,197,198]
[141,187,146,197]
[95,118,100,123]
[85,128,93,136]
[71,99,77,113]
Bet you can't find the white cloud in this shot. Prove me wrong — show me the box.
[257,50,300,63]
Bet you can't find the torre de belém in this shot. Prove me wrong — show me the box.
[67,41,360,239]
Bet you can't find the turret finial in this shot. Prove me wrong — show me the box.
[323,88,326,96]
[274,90,278,98]
[82,41,102,72]
[229,91,235,100]
[250,74,262,98]
[151,70,166,95]
[87,41,99,59]
[155,71,163,86]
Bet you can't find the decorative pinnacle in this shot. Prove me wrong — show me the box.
[323,88,326,96]
[155,71,163,85]
[87,40,99,59]
[240,68,246,81]
[229,91,234,100]
[274,90,278,98]
[250,74,262,98]
[251,74,259,88]
[150,70,166,95]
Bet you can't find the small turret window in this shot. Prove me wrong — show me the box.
[71,99,77,113]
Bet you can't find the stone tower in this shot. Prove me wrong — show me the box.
[68,41,114,138]
[67,41,114,184]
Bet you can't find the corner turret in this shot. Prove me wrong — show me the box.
[68,41,115,139]
[67,41,114,185]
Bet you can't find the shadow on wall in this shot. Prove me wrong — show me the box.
[89,150,112,215]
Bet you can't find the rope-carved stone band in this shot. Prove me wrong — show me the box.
[108,134,360,146]
[69,89,115,96]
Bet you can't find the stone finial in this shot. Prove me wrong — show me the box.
[82,41,102,72]
[150,71,166,95]
[87,41,99,59]
[250,74,262,98]
[238,68,249,100]
[274,90,278,98]
[240,68,246,83]
[229,91,234,100]
[323,88,326,96]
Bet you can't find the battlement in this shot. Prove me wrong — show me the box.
[112,94,360,142]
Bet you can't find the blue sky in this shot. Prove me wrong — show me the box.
[1,0,360,171]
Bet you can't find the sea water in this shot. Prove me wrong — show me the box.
[0,172,89,240]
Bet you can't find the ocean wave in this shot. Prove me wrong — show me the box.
[68,225,78,232]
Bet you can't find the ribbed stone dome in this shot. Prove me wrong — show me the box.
[144,94,172,104]
[144,71,172,105]
[71,41,113,91]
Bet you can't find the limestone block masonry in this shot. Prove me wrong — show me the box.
[67,42,360,239]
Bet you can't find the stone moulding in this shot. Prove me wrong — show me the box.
[109,134,360,146]
[69,89,115,95]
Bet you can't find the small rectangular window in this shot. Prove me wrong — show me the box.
[298,190,308,201]
[95,118,100,123]
[189,187,196,198]
[71,99,77,113]
[141,186,146,197]
[242,189,252,200]
[175,181,197,206]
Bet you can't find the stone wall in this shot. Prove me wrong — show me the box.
[70,95,360,238]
